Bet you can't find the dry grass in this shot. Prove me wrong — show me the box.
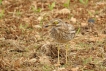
[0,0,106,71]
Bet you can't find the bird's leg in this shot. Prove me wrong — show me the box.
[58,46,60,64]
[65,44,69,64]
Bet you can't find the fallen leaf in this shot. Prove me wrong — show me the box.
[70,17,77,23]
[71,67,79,71]
[39,55,51,65]
[81,22,88,27]
[37,16,43,21]
[58,8,70,14]
[29,58,37,63]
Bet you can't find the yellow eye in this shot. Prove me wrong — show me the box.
[53,20,59,24]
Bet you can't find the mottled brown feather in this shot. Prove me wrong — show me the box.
[49,19,75,43]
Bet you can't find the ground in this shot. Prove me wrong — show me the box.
[0,0,106,71]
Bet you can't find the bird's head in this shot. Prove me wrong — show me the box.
[45,19,64,28]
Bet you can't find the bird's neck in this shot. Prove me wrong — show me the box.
[51,27,58,33]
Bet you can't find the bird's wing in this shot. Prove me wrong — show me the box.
[58,24,75,34]
[68,24,76,34]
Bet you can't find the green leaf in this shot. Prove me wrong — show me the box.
[63,0,70,8]
[0,0,2,5]
[0,10,4,19]
[19,23,24,30]
[79,0,88,5]
[31,6,41,13]
[16,11,22,16]
[63,3,68,8]
[48,2,55,10]
[76,27,80,34]
[37,8,41,12]
[51,2,55,8]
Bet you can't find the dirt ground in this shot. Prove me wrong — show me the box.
[0,0,106,71]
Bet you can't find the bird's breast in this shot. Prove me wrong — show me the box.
[50,28,75,43]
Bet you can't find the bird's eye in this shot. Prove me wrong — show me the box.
[53,20,60,24]
[53,21,58,24]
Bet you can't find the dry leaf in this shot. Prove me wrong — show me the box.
[39,55,51,65]
[22,17,30,23]
[71,67,79,71]
[34,24,42,32]
[81,22,88,27]
[37,16,43,21]
[13,59,21,68]
[0,38,5,41]
[61,0,68,3]
[32,1,37,9]
[58,67,66,71]
[58,8,70,14]
[29,58,37,62]
[34,25,42,29]
[70,17,77,23]
[2,0,10,5]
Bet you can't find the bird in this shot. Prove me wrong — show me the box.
[45,18,75,65]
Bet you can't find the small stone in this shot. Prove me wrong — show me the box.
[29,58,37,63]
[70,17,77,23]
[81,22,88,27]
[88,18,95,24]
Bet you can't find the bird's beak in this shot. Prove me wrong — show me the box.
[44,21,59,28]
[44,24,51,28]
[44,24,56,28]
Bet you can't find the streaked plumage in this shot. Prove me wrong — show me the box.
[45,18,75,64]
[49,19,75,43]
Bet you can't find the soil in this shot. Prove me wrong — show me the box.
[0,0,106,71]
